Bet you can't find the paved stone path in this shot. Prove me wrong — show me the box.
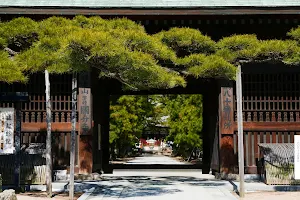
[124,154,187,165]
[83,170,237,200]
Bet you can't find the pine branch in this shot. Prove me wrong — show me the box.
[4,47,18,56]
[92,65,139,91]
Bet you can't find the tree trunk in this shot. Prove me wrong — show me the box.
[236,65,245,197]
[14,103,21,190]
[45,70,52,198]
[69,73,77,200]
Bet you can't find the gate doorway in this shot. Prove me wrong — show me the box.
[92,76,222,174]
[109,94,203,170]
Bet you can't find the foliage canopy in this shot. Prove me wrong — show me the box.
[1,16,300,88]
[109,94,203,159]
[162,94,203,158]
[109,95,159,157]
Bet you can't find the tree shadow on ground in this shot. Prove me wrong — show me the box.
[72,176,227,198]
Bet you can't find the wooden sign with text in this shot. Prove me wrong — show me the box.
[0,108,15,153]
[295,135,300,179]
[219,87,234,135]
[78,88,92,135]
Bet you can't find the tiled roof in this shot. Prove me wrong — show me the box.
[1,0,300,8]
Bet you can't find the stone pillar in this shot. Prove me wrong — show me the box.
[78,72,93,174]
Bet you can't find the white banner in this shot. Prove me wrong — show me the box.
[295,135,300,179]
[0,108,15,154]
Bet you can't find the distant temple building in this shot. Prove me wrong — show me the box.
[140,116,169,152]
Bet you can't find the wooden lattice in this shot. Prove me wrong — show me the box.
[234,73,300,122]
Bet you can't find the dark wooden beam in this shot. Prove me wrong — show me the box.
[22,122,79,132]
[234,122,300,131]
[1,7,300,16]
[0,92,29,102]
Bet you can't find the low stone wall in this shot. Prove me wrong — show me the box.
[215,172,261,181]
[53,170,102,181]
[0,189,17,200]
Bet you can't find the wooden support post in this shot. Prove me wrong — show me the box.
[69,73,77,200]
[14,103,21,190]
[78,72,93,174]
[101,93,111,173]
[45,70,52,198]
[219,82,235,174]
[236,65,245,198]
[202,81,219,174]
[91,70,102,173]
[92,77,111,174]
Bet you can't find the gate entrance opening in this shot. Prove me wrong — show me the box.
[109,94,203,169]
[93,76,222,174]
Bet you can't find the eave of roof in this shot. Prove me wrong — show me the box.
[1,6,300,15]
[1,0,300,8]
[2,1,300,15]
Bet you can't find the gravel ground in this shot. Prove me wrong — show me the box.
[233,191,300,200]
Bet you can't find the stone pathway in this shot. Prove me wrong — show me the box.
[237,191,300,200]
[83,170,237,200]
[124,154,187,165]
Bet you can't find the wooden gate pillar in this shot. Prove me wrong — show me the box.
[202,80,219,174]
[219,81,236,174]
[100,92,111,173]
[78,72,93,174]
[91,75,111,174]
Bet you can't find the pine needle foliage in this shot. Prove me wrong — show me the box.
[216,34,259,62]
[187,55,236,80]
[2,16,300,87]
[0,51,27,83]
[154,27,216,57]
[0,17,38,51]
[0,16,184,89]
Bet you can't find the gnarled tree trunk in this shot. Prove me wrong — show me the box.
[45,70,52,197]
[69,73,77,200]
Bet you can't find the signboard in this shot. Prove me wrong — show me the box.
[295,135,300,179]
[78,88,92,135]
[0,108,15,153]
[219,87,234,134]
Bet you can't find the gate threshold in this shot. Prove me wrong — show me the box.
[112,164,202,169]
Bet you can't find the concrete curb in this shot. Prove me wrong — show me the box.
[227,181,300,193]
[77,187,95,200]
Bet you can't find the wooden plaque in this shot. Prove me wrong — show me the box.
[78,88,92,135]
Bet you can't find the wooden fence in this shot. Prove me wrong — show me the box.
[0,154,46,185]
[232,72,300,173]
[21,132,79,168]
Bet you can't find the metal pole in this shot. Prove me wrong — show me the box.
[69,73,77,200]
[14,103,21,190]
[45,70,52,198]
[236,65,245,198]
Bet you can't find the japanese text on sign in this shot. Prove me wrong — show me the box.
[223,88,232,129]
[0,108,15,154]
[79,88,91,135]
[220,87,234,134]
